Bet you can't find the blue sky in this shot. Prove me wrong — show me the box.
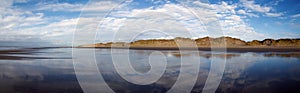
[0,0,300,45]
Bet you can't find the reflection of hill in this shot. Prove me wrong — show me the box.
[163,52,240,59]
[264,52,300,58]
[80,37,300,48]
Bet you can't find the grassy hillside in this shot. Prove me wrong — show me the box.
[79,37,300,48]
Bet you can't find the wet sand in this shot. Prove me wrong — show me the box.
[1,46,300,60]
[0,47,72,60]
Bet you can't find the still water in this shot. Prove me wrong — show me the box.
[0,48,300,93]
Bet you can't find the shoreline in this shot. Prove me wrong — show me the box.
[1,46,300,60]
[77,46,300,52]
[1,46,299,53]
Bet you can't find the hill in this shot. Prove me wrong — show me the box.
[79,37,300,48]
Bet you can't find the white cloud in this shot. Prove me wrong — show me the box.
[36,3,83,12]
[291,14,300,18]
[236,9,259,18]
[0,0,124,45]
[96,4,201,42]
[239,0,283,17]
[196,1,265,40]
[265,12,283,17]
[272,0,284,6]
[240,0,271,13]
[237,10,246,14]
[0,0,293,45]
[36,1,120,12]
[82,1,119,12]
[0,0,13,7]
[90,1,267,42]
[0,7,45,32]
[4,0,265,45]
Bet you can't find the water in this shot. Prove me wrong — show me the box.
[0,47,300,93]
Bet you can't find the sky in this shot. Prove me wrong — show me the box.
[0,0,300,46]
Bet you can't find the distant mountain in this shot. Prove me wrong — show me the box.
[79,37,300,48]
